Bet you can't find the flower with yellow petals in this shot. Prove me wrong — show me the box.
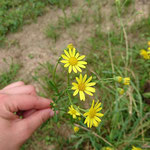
[132,146,142,150]
[106,147,113,150]
[67,43,74,49]
[72,74,96,101]
[61,48,87,73]
[117,88,124,95]
[123,77,130,85]
[73,126,79,133]
[148,47,150,51]
[140,49,150,59]
[68,105,80,119]
[148,41,150,46]
[84,100,104,128]
[114,76,123,83]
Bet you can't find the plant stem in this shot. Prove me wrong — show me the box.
[74,123,113,147]
[52,60,59,84]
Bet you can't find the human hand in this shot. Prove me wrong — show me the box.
[0,81,54,150]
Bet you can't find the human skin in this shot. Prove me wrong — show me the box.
[0,81,54,150]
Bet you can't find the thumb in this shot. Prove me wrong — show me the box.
[20,108,54,138]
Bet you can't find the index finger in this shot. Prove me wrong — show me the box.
[4,94,52,112]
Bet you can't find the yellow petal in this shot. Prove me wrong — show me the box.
[84,112,89,117]
[78,61,87,65]
[96,113,104,117]
[72,86,77,90]
[61,60,68,63]
[73,90,79,96]
[77,55,85,60]
[73,66,77,73]
[91,100,95,108]
[79,91,85,101]
[69,48,73,57]
[79,74,82,81]
[85,76,92,84]
[61,54,69,60]
[72,48,76,57]
[69,65,72,73]
[64,50,70,58]
[75,66,82,72]
[64,63,70,67]
[86,87,96,93]
[76,77,80,84]
[84,90,93,96]
[72,82,78,87]
[93,120,98,127]
[75,53,79,58]
[86,82,96,87]
[95,117,101,122]
[78,64,86,68]
[82,74,87,83]
[96,107,102,112]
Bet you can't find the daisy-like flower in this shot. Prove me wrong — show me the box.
[68,105,80,119]
[84,100,104,128]
[67,43,74,49]
[132,146,142,150]
[123,77,130,85]
[140,49,150,60]
[114,76,123,83]
[73,126,79,133]
[117,88,124,95]
[72,74,96,101]
[60,48,87,73]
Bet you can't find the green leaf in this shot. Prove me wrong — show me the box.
[143,92,150,98]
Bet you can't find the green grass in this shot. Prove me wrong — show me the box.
[0,61,20,89]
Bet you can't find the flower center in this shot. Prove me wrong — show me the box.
[78,83,85,91]
[69,57,78,66]
[89,108,96,119]
[71,109,76,115]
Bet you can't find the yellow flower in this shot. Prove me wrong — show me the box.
[132,146,142,150]
[72,74,96,101]
[102,147,114,150]
[147,47,150,51]
[84,100,104,128]
[140,49,150,59]
[61,48,87,73]
[67,43,74,49]
[117,88,124,95]
[68,105,80,119]
[73,126,79,133]
[106,147,113,150]
[123,77,130,85]
[114,76,123,83]
[148,41,150,46]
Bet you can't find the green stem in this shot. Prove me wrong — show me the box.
[52,60,59,84]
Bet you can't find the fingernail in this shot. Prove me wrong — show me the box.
[50,110,54,117]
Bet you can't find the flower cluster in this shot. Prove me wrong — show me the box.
[61,44,103,129]
[140,41,150,60]
[114,76,131,95]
